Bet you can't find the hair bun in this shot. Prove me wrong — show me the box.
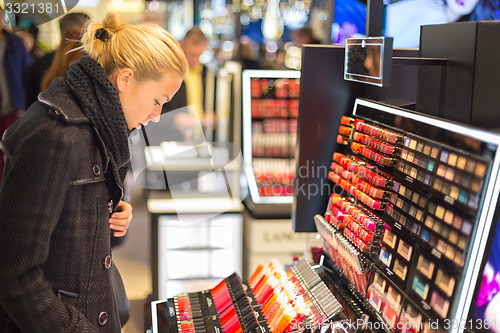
[102,12,126,34]
[80,11,187,82]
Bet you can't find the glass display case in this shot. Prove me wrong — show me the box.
[242,70,300,214]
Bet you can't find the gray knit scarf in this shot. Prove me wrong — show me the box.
[66,56,130,168]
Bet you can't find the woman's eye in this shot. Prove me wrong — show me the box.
[155,100,160,107]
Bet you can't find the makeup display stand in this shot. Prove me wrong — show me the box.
[310,98,500,333]
[150,260,346,333]
[242,69,300,211]
[242,70,311,278]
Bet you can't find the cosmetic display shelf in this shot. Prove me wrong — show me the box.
[148,198,244,214]
[314,214,392,333]
[242,70,300,209]
[151,260,348,333]
[313,98,500,333]
[320,255,393,333]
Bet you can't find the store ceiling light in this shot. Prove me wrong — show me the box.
[148,0,160,11]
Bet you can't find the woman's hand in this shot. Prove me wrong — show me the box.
[109,200,132,237]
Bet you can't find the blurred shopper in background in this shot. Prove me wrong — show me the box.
[239,35,261,70]
[292,26,320,46]
[0,12,187,332]
[17,24,45,60]
[0,4,31,184]
[25,12,90,108]
[162,26,213,141]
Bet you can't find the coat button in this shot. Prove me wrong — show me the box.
[92,164,101,177]
[98,311,108,326]
[104,255,112,270]
[108,200,114,214]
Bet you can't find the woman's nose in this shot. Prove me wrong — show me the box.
[151,114,161,123]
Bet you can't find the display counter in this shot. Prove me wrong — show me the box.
[242,69,300,217]
[303,98,500,333]
[143,142,244,299]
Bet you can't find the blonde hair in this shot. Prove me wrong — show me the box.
[81,12,187,81]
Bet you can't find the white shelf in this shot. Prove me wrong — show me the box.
[148,197,243,214]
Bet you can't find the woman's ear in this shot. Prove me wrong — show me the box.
[114,68,134,93]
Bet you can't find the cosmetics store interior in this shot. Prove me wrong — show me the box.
[7,1,500,332]
[145,20,500,333]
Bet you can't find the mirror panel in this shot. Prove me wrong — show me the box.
[344,37,393,87]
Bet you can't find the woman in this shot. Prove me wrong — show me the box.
[0,12,187,332]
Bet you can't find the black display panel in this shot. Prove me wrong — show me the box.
[293,46,418,232]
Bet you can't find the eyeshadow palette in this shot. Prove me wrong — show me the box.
[430,153,486,210]
[376,224,415,289]
[385,189,426,237]
[418,200,471,268]
[408,250,459,320]
[366,270,405,330]
[394,135,439,190]
[399,302,425,333]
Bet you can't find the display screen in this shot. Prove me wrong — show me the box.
[384,0,500,48]
[331,0,367,45]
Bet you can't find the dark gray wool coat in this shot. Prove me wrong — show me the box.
[0,78,126,332]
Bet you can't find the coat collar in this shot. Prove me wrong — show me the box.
[38,78,115,175]
[38,78,91,124]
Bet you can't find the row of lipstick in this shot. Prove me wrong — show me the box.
[314,214,370,295]
[171,261,343,333]
[351,142,397,167]
[211,273,263,333]
[174,294,206,333]
[330,161,391,201]
[339,125,402,157]
[353,119,403,145]
[251,99,299,118]
[251,133,296,158]
[328,168,385,211]
[325,194,383,253]
[247,260,342,333]
[173,273,263,333]
[332,152,393,189]
[252,118,298,134]
[250,78,300,99]
[338,117,403,167]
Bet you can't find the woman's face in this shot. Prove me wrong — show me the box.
[447,0,480,16]
[115,70,183,130]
